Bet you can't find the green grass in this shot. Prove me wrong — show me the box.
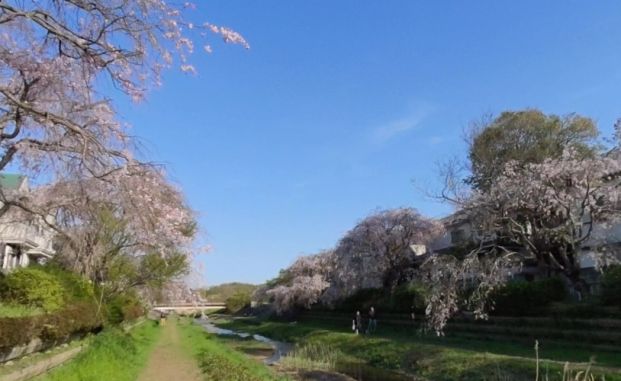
[215,334,275,356]
[280,342,340,372]
[214,316,621,381]
[0,302,43,317]
[177,318,290,381]
[33,321,160,381]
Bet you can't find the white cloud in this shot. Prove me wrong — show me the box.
[427,136,445,145]
[369,104,433,144]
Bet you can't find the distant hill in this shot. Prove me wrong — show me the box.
[201,282,258,303]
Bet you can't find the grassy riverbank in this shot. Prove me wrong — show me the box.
[27,317,288,381]
[214,316,621,381]
[34,321,160,381]
[177,318,289,381]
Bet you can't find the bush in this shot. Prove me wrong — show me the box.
[389,283,428,313]
[601,265,621,308]
[491,277,566,316]
[226,291,251,314]
[106,293,145,325]
[0,267,65,312]
[39,265,94,302]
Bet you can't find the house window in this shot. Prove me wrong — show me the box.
[450,229,467,244]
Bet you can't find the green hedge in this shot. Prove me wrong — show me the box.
[0,265,97,314]
[39,265,94,302]
[491,277,566,316]
[601,266,621,308]
[0,267,65,312]
[327,283,427,314]
[0,301,102,354]
[330,288,385,313]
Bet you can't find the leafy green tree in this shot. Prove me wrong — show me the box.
[103,251,189,300]
[225,291,252,313]
[468,109,600,190]
[201,282,258,303]
[53,206,189,312]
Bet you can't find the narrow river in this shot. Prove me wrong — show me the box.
[195,318,417,381]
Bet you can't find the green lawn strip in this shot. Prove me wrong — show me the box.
[177,318,290,381]
[216,316,621,366]
[33,320,161,381]
[215,335,275,357]
[0,303,43,318]
[215,317,621,381]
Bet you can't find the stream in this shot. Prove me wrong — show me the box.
[195,318,416,381]
[195,318,293,365]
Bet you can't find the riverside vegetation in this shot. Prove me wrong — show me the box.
[8,308,619,381]
[212,315,621,381]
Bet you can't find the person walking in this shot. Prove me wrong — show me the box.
[353,310,362,335]
[367,306,377,334]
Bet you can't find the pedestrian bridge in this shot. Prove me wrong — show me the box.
[152,303,226,315]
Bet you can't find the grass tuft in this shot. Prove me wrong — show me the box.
[281,342,340,371]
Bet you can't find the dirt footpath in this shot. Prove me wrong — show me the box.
[136,320,203,381]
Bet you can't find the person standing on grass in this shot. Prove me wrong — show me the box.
[367,306,377,334]
[353,310,363,335]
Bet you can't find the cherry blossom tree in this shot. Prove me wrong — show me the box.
[36,163,196,281]
[326,208,444,302]
[466,149,621,285]
[0,0,247,212]
[262,209,444,314]
[424,146,621,333]
[266,251,332,314]
[0,1,247,298]
[421,247,519,334]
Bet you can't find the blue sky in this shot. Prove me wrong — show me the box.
[118,1,621,286]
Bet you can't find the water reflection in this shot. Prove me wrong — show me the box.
[195,318,292,365]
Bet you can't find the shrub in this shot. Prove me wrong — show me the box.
[40,265,95,302]
[226,291,251,314]
[601,265,621,308]
[491,277,566,316]
[0,267,65,312]
[389,283,428,313]
[106,293,145,325]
